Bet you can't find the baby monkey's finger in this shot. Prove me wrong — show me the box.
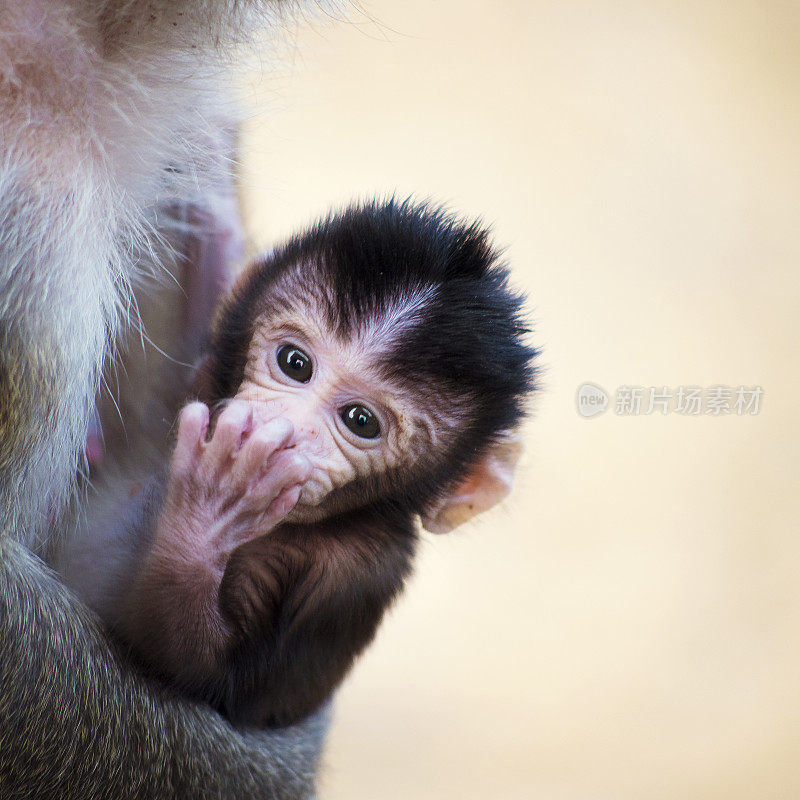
[206,401,254,463]
[249,450,312,507]
[236,417,295,479]
[171,402,210,478]
[258,484,303,529]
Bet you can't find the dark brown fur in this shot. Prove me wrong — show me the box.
[215,509,415,725]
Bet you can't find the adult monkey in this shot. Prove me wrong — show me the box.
[0,2,331,797]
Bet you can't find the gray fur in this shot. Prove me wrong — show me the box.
[0,538,327,799]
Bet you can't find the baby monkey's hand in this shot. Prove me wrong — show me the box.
[156,400,312,570]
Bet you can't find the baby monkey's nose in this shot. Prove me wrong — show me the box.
[277,406,322,442]
[288,428,322,455]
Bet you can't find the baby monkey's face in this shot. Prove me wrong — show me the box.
[233,309,442,522]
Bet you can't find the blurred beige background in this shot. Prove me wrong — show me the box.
[240,2,800,798]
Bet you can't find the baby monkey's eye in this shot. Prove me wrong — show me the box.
[341,404,380,439]
[277,344,313,383]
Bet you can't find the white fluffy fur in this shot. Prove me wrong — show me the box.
[0,0,310,549]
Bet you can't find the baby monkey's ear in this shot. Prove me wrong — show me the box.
[421,433,524,534]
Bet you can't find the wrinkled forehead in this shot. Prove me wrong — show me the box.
[263,261,437,365]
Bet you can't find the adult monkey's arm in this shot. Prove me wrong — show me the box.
[0,538,327,799]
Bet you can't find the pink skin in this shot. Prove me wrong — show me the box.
[157,400,313,573]
[178,202,241,360]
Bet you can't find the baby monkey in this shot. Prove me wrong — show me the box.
[99,200,535,727]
